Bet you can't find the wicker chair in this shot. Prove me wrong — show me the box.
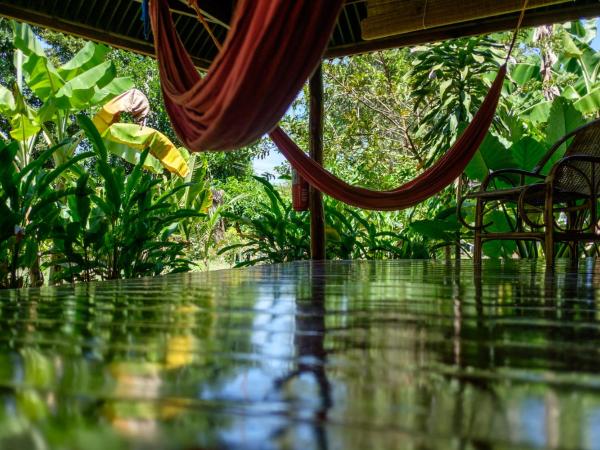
[459,118,600,267]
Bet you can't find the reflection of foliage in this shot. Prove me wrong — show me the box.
[0,262,599,448]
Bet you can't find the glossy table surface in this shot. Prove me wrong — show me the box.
[1,260,600,449]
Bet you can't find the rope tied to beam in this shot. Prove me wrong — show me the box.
[506,0,530,62]
[188,0,222,50]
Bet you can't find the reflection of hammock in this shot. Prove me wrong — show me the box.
[149,0,521,210]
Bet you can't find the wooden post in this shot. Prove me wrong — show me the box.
[309,65,326,260]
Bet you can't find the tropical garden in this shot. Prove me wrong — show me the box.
[0,17,599,288]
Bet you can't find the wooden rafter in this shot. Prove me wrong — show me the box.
[0,0,598,67]
[0,1,213,69]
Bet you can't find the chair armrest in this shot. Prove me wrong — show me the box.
[481,168,545,191]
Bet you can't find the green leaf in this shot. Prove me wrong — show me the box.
[74,174,91,225]
[574,86,600,114]
[101,123,188,176]
[510,63,541,86]
[13,22,65,100]
[90,77,134,105]
[124,148,150,206]
[562,32,584,58]
[58,42,110,80]
[510,137,548,172]
[543,97,585,172]
[0,84,15,113]
[77,114,107,160]
[10,113,40,142]
[37,151,94,192]
[525,101,553,124]
[465,132,514,181]
[410,219,457,242]
[483,210,517,258]
[103,139,163,174]
[55,61,117,110]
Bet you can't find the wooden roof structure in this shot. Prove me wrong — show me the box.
[1,0,599,69]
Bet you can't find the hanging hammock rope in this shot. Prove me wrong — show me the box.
[150,0,528,210]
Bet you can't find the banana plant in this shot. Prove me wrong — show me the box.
[92,88,190,177]
[511,22,600,123]
[0,21,133,169]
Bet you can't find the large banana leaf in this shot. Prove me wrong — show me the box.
[90,77,135,106]
[9,85,40,142]
[465,132,515,182]
[0,84,15,113]
[54,61,117,110]
[12,22,132,110]
[101,123,189,177]
[510,63,541,86]
[58,42,110,81]
[10,113,40,142]
[542,97,585,173]
[573,86,600,114]
[103,139,164,174]
[12,22,65,100]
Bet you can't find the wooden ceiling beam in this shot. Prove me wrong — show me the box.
[327,2,600,58]
[0,2,212,69]
[362,0,573,40]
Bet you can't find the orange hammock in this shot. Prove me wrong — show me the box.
[149,0,521,210]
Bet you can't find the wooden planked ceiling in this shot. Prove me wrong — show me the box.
[0,0,599,69]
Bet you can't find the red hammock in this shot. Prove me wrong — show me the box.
[150,0,344,151]
[150,0,509,210]
[271,66,505,210]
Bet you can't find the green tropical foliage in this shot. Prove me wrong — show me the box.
[2,17,600,285]
[50,116,203,282]
[2,22,132,169]
[219,177,430,267]
[0,139,94,288]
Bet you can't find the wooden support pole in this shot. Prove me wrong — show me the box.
[309,65,326,261]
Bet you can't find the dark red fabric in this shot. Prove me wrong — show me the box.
[150,0,344,151]
[270,65,506,210]
[150,0,505,210]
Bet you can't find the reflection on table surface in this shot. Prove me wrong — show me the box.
[0,260,600,449]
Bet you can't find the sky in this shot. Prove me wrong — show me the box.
[593,18,600,50]
[253,19,600,178]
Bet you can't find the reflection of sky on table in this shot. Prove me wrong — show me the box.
[2,260,600,449]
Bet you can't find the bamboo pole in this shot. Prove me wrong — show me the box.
[309,65,326,261]
[362,0,572,40]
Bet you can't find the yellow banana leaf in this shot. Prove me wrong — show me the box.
[101,123,189,177]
